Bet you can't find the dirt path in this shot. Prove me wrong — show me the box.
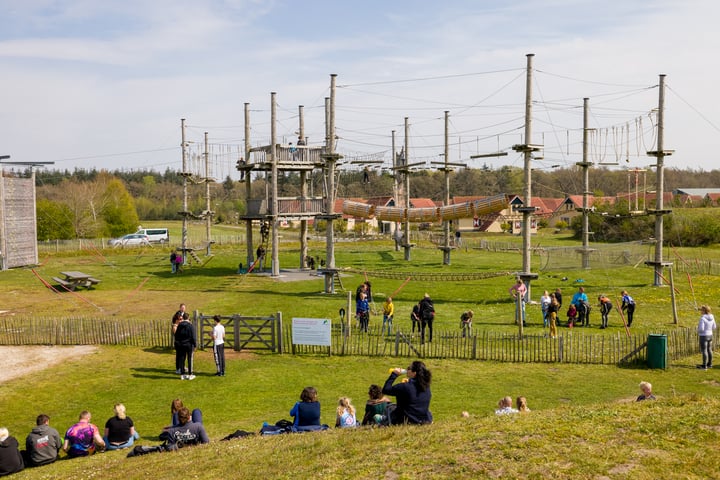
[0,345,97,383]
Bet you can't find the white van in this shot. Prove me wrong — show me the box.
[136,227,170,244]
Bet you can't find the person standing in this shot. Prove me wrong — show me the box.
[382,361,433,425]
[174,313,197,380]
[548,294,559,339]
[356,292,370,333]
[418,293,435,344]
[212,315,226,377]
[554,288,563,310]
[697,305,717,370]
[598,294,612,329]
[63,411,105,458]
[540,290,552,328]
[170,251,177,273]
[621,290,636,327]
[460,310,474,338]
[509,278,527,326]
[411,303,421,334]
[381,297,394,336]
[0,427,23,476]
[571,286,590,327]
[24,414,62,467]
[256,245,266,272]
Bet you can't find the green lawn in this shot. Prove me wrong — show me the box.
[2,230,720,478]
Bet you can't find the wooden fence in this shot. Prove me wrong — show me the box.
[0,316,708,365]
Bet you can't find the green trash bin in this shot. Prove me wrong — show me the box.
[647,333,667,369]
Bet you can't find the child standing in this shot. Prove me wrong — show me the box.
[567,304,577,328]
[460,310,474,338]
[598,295,612,329]
[621,290,636,327]
[381,297,394,336]
[335,397,358,428]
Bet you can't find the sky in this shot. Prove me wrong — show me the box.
[2,0,719,183]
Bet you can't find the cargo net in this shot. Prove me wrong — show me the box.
[538,240,652,271]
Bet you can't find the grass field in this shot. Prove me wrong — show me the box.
[2,227,720,478]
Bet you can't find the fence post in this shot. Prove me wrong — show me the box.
[276,311,283,354]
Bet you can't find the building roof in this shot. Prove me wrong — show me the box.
[673,188,720,197]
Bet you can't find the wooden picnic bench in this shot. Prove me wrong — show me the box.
[53,271,101,291]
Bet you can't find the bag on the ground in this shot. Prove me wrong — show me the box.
[221,430,254,441]
[126,445,166,458]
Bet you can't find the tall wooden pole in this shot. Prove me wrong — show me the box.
[403,117,411,261]
[299,104,308,269]
[521,54,533,277]
[580,98,592,269]
[442,110,451,265]
[244,103,253,269]
[270,92,280,277]
[646,74,673,286]
[204,131,212,255]
[326,74,337,270]
[181,118,188,266]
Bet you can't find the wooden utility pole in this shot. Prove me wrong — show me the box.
[403,117,411,261]
[270,92,280,277]
[204,131,213,255]
[326,74,338,271]
[577,98,595,269]
[646,74,674,286]
[442,110,451,265]
[511,53,540,305]
[244,103,254,269]
[299,104,308,269]
[181,118,188,266]
[392,130,400,251]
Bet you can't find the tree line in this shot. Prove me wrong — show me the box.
[27,165,720,243]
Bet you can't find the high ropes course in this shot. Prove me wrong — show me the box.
[344,268,510,281]
[341,193,508,223]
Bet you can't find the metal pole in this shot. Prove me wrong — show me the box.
[521,53,533,277]
[392,130,400,251]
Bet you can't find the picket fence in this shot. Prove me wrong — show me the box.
[0,316,708,366]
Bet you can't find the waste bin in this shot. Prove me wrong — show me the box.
[647,333,667,369]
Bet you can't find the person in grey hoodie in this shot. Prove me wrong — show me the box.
[24,414,62,467]
[0,427,24,476]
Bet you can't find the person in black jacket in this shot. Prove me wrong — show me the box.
[0,427,23,476]
[174,313,197,380]
[382,361,432,425]
[418,293,435,344]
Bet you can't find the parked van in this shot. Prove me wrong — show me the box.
[136,227,169,244]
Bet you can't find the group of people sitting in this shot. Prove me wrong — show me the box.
[284,360,434,431]
[494,396,531,415]
[0,403,141,475]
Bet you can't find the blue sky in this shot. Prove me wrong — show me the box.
[1,0,719,183]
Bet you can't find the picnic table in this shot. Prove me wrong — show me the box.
[52,271,101,291]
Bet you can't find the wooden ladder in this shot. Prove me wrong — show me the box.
[333,271,344,291]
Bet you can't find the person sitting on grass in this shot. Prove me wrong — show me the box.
[335,397,358,428]
[636,381,656,401]
[495,396,519,415]
[24,414,62,467]
[361,384,393,426]
[290,387,321,428]
[516,396,531,412]
[63,411,106,458]
[169,399,203,428]
[0,427,24,476]
[383,361,433,425]
[160,407,209,447]
[103,403,140,450]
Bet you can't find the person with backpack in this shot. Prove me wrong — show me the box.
[418,293,435,344]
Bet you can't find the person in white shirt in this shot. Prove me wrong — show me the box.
[697,305,717,370]
[212,315,226,376]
